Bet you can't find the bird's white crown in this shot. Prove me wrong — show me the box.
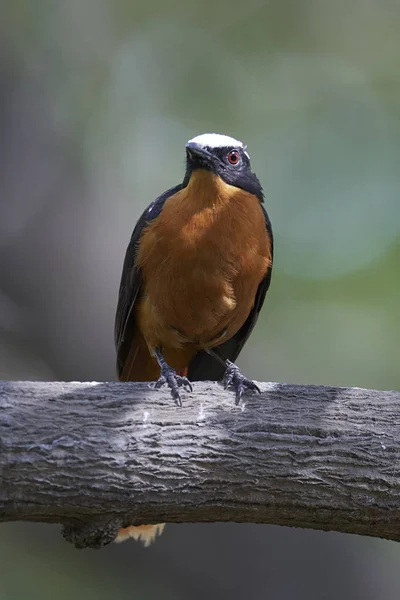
[187,133,244,149]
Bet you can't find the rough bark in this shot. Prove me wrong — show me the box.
[1,380,399,548]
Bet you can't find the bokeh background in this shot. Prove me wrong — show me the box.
[1,0,400,598]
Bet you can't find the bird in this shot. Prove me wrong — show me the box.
[114,133,273,545]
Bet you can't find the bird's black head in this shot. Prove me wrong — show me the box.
[184,133,264,202]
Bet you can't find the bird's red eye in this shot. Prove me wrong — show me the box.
[227,150,240,165]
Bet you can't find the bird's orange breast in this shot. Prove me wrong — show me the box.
[136,170,272,352]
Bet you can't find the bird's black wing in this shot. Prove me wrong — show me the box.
[188,204,273,382]
[115,184,183,377]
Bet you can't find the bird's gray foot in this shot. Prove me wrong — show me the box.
[223,360,260,405]
[153,347,192,406]
[154,367,192,407]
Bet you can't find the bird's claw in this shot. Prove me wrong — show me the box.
[223,361,260,405]
[153,366,193,406]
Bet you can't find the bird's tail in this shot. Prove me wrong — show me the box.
[115,524,165,547]
[117,330,166,546]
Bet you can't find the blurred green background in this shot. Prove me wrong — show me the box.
[1,0,400,598]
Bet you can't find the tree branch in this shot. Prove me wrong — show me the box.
[1,380,399,548]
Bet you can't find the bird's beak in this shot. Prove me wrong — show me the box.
[185,142,212,163]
